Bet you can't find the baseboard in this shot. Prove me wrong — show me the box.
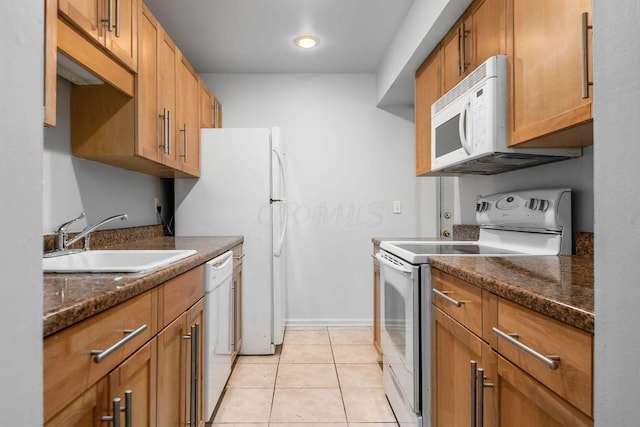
[285,318,373,328]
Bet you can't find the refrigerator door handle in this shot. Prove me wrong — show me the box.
[272,148,288,258]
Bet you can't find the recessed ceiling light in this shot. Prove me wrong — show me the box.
[294,35,320,49]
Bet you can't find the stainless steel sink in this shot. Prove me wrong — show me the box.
[43,249,198,273]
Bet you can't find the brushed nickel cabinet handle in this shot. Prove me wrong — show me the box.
[167,110,172,155]
[457,26,463,76]
[114,0,120,37]
[102,0,114,32]
[492,327,560,370]
[124,390,132,427]
[432,288,464,307]
[90,324,147,363]
[476,368,493,427]
[180,124,189,162]
[101,397,121,427]
[470,361,477,427]
[581,12,593,98]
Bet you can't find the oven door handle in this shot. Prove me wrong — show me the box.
[376,253,413,275]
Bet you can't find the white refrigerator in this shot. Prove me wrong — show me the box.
[175,127,287,355]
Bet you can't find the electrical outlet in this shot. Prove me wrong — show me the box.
[154,197,161,214]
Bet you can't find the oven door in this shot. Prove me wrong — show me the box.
[377,251,421,420]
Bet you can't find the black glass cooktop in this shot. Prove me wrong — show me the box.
[392,243,522,255]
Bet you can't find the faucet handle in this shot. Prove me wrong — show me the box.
[57,212,86,233]
[55,212,85,251]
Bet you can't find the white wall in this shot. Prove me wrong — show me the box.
[202,73,438,325]
[43,78,166,234]
[594,0,640,423]
[0,2,43,425]
[455,146,594,233]
[376,0,471,109]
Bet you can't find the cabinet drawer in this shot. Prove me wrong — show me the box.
[232,243,244,269]
[44,292,153,422]
[431,269,483,337]
[159,265,204,328]
[494,298,593,416]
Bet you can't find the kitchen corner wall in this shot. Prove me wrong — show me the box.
[43,77,167,234]
[455,146,594,233]
[202,73,438,325]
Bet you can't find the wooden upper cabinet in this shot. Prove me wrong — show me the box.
[58,0,138,71]
[103,0,138,71]
[415,48,441,176]
[176,54,201,177]
[158,28,179,169]
[44,0,57,126]
[58,0,101,42]
[508,0,593,147]
[199,78,223,129]
[441,0,505,93]
[137,3,162,163]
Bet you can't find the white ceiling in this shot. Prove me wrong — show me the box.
[143,0,415,74]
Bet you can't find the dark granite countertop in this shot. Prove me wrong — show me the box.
[43,236,243,337]
[428,255,594,333]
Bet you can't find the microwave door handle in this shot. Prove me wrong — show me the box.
[459,99,472,155]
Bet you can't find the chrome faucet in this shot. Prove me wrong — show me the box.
[52,212,128,253]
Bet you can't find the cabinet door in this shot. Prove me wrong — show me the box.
[373,255,382,356]
[231,264,243,361]
[158,28,179,169]
[497,354,592,427]
[432,307,496,427]
[58,0,101,42]
[199,79,214,128]
[441,16,469,93]
[470,0,505,66]
[177,54,201,177]
[508,0,593,147]
[137,4,162,163]
[44,0,57,126]
[104,0,138,71]
[157,315,186,427]
[185,300,205,427]
[44,384,101,427]
[415,48,441,176]
[105,340,157,427]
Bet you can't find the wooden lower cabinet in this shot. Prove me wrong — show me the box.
[373,249,381,356]
[431,269,593,426]
[157,300,205,427]
[105,340,157,426]
[45,340,156,427]
[432,307,496,427]
[44,265,209,427]
[496,354,592,427]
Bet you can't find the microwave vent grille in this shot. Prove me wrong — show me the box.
[433,62,488,114]
[437,153,572,175]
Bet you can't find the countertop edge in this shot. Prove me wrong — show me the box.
[428,256,594,334]
[43,236,243,337]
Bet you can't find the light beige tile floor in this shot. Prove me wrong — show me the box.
[211,327,398,426]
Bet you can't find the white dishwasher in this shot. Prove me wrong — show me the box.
[204,250,234,421]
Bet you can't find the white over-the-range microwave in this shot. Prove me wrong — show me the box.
[430,55,581,175]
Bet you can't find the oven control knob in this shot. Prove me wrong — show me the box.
[526,198,539,210]
[482,202,490,212]
[476,203,482,212]
[538,199,549,211]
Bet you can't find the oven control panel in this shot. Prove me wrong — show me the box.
[476,188,571,232]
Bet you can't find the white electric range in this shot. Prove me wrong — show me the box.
[377,188,572,427]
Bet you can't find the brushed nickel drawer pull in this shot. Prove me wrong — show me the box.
[90,324,147,363]
[581,12,593,99]
[432,288,464,307]
[492,327,560,370]
[233,253,246,260]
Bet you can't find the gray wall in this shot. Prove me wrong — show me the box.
[0,2,44,424]
[594,0,640,423]
[456,146,594,233]
[43,78,167,234]
[202,73,439,325]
